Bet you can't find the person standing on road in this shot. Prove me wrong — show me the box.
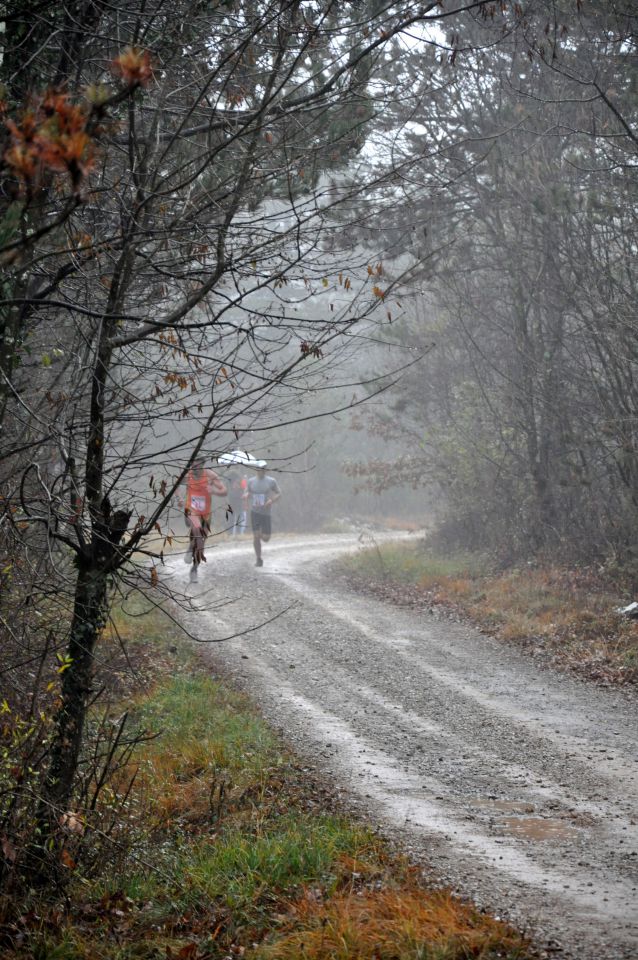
[247,460,281,567]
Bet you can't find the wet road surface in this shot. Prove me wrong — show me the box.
[167,533,638,959]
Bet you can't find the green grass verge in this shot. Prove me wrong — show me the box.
[135,673,280,780]
[339,541,485,584]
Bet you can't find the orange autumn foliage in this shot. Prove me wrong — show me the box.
[3,91,94,190]
[112,47,155,87]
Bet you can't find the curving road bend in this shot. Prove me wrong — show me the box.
[166,533,638,960]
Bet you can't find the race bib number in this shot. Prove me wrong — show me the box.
[252,493,266,508]
[191,495,207,513]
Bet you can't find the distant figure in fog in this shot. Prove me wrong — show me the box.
[247,460,281,567]
[226,470,247,535]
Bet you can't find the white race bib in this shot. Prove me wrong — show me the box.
[191,495,206,512]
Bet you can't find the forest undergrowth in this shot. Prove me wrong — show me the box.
[334,542,638,686]
[0,600,533,960]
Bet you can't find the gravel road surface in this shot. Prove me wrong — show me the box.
[167,532,638,960]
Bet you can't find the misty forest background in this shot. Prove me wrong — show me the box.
[0,0,636,900]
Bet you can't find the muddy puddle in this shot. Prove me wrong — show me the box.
[497,815,580,841]
[471,797,578,840]
[471,798,581,841]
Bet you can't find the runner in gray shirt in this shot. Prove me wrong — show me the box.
[247,461,281,567]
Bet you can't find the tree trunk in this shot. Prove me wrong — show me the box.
[45,564,108,808]
[28,308,118,883]
[29,560,108,883]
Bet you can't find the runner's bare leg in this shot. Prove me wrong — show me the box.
[187,515,207,580]
[253,529,262,563]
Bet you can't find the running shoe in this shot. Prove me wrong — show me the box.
[255,558,263,567]
[189,565,198,582]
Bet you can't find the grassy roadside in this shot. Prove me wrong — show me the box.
[334,541,638,685]
[2,601,534,960]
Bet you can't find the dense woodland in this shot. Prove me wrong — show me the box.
[347,4,638,569]
[0,0,635,905]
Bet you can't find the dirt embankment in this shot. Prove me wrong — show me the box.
[335,547,638,687]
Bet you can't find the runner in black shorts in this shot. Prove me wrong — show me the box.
[251,510,271,538]
[247,461,281,567]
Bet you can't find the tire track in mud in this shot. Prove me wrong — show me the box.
[167,533,638,960]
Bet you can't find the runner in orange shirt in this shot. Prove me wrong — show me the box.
[179,458,227,581]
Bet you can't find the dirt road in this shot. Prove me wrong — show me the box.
[168,533,638,959]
